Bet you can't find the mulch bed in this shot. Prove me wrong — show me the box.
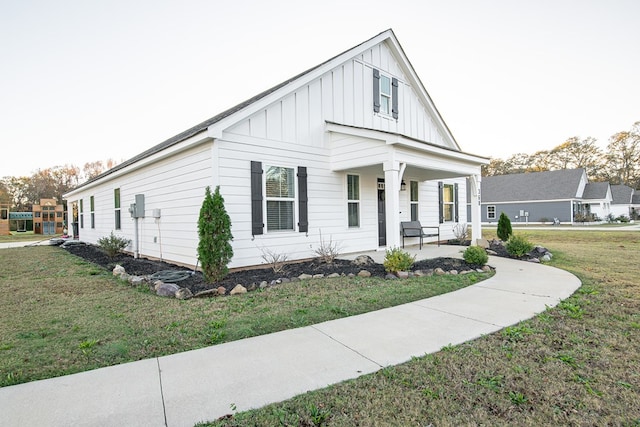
[60,242,485,295]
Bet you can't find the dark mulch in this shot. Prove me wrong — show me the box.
[60,242,487,295]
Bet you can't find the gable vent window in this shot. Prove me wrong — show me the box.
[373,68,399,119]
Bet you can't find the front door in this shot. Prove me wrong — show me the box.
[377,178,386,246]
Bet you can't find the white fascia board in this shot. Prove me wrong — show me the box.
[389,135,489,166]
[63,131,212,199]
[482,199,577,205]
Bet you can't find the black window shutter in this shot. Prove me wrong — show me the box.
[250,161,264,236]
[391,77,399,119]
[373,68,380,113]
[454,183,459,222]
[297,166,308,233]
[438,181,444,224]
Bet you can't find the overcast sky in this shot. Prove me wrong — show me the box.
[1,0,638,178]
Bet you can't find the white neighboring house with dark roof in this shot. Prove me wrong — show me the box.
[610,184,637,219]
[480,169,614,225]
[63,29,489,269]
[581,181,612,220]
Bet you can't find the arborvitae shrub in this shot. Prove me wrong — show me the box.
[197,186,233,283]
[497,212,513,241]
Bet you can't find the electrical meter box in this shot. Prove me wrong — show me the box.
[134,194,145,218]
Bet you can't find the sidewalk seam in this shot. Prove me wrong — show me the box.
[410,302,505,328]
[310,325,385,369]
[156,357,168,427]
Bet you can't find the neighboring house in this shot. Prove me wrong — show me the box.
[63,29,488,269]
[610,184,636,219]
[581,181,612,221]
[632,192,640,220]
[480,169,614,224]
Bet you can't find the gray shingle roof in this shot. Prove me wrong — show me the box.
[610,184,634,204]
[481,169,586,203]
[69,30,396,192]
[582,181,610,200]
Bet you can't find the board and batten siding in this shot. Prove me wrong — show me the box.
[226,42,450,151]
[71,143,214,267]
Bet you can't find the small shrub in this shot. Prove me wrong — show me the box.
[383,247,415,273]
[505,234,534,257]
[463,245,488,265]
[497,212,512,241]
[617,215,630,223]
[314,230,342,263]
[97,232,131,259]
[260,247,288,273]
[452,223,470,243]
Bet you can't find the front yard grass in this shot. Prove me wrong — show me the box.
[0,246,490,387]
[201,230,640,426]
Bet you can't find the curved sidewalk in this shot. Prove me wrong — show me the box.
[0,251,581,427]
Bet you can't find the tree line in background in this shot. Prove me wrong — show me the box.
[0,159,118,211]
[1,121,638,212]
[482,121,640,189]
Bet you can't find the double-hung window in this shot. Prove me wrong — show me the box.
[379,75,391,115]
[347,174,360,227]
[265,166,295,231]
[442,184,455,222]
[487,205,496,220]
[90,196,95,229]
[373,68,399,119]
[410,181,419,221]
[114,188,121,230]
[79,199,84,228]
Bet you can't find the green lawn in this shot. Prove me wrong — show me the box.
[0,245,490,387]
[200,230,640,426]
[0,231,57,243]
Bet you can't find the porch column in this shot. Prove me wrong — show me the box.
[469,174,482,243]
[384,161,402,248]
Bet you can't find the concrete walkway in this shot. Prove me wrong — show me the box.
[0,246,581,427]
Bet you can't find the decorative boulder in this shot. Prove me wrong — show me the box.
[157,283,180,297]
[352,255,375,266]
[434,268,446,275]
[357,270,371,278]
[113,265,126,276]
[128,276,145,286]
[175,288,193,300]
[396,271,409,279]
[230,284,247,295]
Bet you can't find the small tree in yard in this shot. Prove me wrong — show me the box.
[497,212,513,241]
[197,186,233,283]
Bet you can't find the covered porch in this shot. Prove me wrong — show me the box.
[327,122,488,249]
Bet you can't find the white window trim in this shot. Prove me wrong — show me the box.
[347,174,360,228]
[410,180,419,221]
[264,165,297,233]
[443,184,455,222]
[379,73,392,116]
[487,205,496,220]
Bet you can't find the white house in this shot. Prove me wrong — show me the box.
[63,29,488,269]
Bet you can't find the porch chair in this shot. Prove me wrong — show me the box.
[400,221,440,249]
